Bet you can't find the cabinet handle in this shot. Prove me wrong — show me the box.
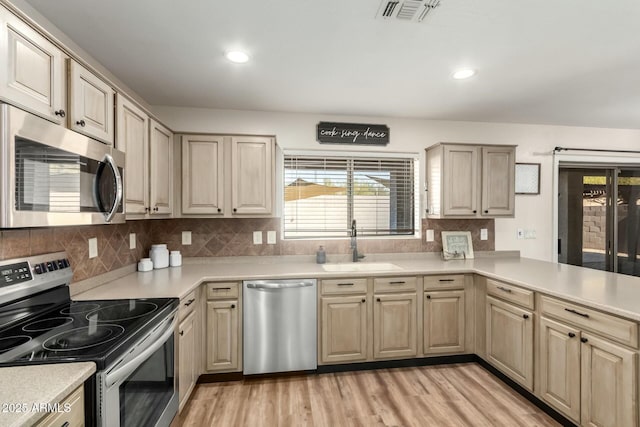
[522,314,529,319]
[54,109,66,118]
[153,206,159,212]
[473,210,477,214]
[233,208,237,212]
[426,295,431,299]
[564,308,589,318]
[61,423,70,427]
[389,281,406,285]
[212,287,231,291]
[568,332,576,338]
[580,337,588,343]
[184,299,195,306]
[484,210,489,214]
[376,298,381,302]
[438,279,454,282]
[217,208,222,213]
[497,286,512,293]
[337,283,354,286]
[179,330,184,336]
[361,298,366,303]
[231,304,236,309]
[76,119,86,127]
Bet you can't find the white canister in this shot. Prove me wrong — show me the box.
[150,244,169,269]
[138,258,153,272]
[170,251,182,267]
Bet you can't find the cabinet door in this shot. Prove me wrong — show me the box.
[481,146,515,216]
[182,135,224,215]
[321,296,368,364]
[443,145,478,216]
[68,60,114,144]
[581,333,637,427]
[539,317,581,422]
[149,119,173,215]
[424,291,465,354]
[374,293,417,359]
[206,300,239,372]
[230,136,273,215]
[116,95,148,215]
[178,310,196,411]
[486,296,534,390]
[0,5,65,122]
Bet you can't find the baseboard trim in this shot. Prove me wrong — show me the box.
[316,354,476,374]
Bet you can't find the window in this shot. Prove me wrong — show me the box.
[283,152,418,239]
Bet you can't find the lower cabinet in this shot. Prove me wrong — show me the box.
[540,316,637,427]
[423,290,465,354]
[373,293,417,359]
[178,310,196,411]
[206,299,239,372]
[486,296,534,390]
[35,385,84,427]
[320,295,368,364]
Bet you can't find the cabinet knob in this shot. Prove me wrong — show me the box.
[376,298,381,302]
[217,208,222,213]
[484,210,489,214]
[568,332,576,338]
[361,298,365,303]
[145,207,150,213]
[522,314,529,319]
[580,337,588,343]
[153,206,159,212]
[179,330,184,336]
[231,304,236,309]
[233,208,237,212]
[54,109,66,118]
[472,210,477,214]
[76,119,86,127]
[426,295,431,299]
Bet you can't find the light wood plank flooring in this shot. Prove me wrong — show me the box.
[177,363,560,427]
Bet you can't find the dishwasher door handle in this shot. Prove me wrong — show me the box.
[246,281,314,290]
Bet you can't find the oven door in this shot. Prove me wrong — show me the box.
[99,313,178,427]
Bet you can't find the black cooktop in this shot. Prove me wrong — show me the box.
[0,295,177,369]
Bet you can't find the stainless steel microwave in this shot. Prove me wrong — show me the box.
[0,103,125,227]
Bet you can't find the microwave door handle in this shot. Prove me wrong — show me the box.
[105,316,177,389]
[103,154,123,222]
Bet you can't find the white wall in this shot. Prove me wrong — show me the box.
[152,105,640,261]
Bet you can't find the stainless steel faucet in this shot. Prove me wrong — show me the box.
[350,219,365,262]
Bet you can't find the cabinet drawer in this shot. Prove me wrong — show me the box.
[486,278,534,310]
[424,274,464,290]
[374,277,417,293]
[179,289,197,320]
[321,278,367,295]
[540,295,638,348]
[35,385,84,427]
[206,282,239,299]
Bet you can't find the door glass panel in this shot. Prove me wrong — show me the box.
[616,170,640,276]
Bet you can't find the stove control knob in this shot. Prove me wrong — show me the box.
[57,259,65,269]
[63,259,70,268]
[46,261,54,271]
[34,264,42,274]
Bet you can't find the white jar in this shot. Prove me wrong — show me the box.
[150,244,169,269]
[170,251,182,267]
[138,258,153,272]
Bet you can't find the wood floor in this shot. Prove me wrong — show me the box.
[177,363,560,427]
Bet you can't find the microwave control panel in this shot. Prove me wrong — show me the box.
[0,262,32,286]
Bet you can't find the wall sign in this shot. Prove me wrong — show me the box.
[317,122,390,145]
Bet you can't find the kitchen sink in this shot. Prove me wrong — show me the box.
[321,262,402,272]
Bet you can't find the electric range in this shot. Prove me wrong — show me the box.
[0,252,179,427]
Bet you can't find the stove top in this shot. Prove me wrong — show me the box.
[0,252,178,370]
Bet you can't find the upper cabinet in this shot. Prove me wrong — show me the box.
[68,60,115,144]
[426,143,516,218]
[181,135,275,217]
[0,4,66,123]
[149,119,173,215]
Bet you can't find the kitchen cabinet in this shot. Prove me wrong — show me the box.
[181,135,224,215]
[373,277,418,360]
[423,290,465,354]
[486,295,534,390]
[320,295,368,364]
[149,119,173,216]
[230,136,274,215]
[116,94,149,215]
[34,384,84,427]
[68,60,114,144]
[205,282,241,373]
[0,5,66,123]
[425,143,515,218]
[178,289,199,412]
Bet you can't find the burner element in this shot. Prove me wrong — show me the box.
[0,335,32,354]
[87,302,159,322]
[43,324,125,351]
[22,316,73,332]
[60,303,101,315]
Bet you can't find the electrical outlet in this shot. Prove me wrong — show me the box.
[525,229,537,239]
[88,237,98,259]
[480,229,488,241]
[426,229,434,242]
[182,231,192,245]
[129,233,136,249]
[253,231,263,245]
[267,231,276,244]
[517,229,524,240]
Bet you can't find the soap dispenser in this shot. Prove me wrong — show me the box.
[316,246,326,264]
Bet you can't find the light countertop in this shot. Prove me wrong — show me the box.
[0,362,95,427]
[74,253,640,322]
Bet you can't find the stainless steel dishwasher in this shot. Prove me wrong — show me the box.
[243,278,317,375]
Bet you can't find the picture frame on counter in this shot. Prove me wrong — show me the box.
[441,231,474,260]
[515,163,541,195]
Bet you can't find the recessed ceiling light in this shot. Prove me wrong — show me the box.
[225,51,250,64]
[452,69,476,80]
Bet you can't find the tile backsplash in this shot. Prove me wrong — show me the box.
[0,217,494,282]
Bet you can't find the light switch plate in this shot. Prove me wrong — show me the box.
[267,230,276,244]
[182,231,192,245]
[88,237,98,259]
[129,233,136,249]
[253,231,263,245]
[426,229,434,242]
[480,229,488,241]
[517,229,524,240]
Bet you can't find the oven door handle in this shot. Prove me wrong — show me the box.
[103,153,123,223]
[105,315,177,388]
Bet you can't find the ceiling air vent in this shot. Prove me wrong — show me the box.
[376,0,441,22]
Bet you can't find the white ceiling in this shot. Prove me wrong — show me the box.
[23,0,640,129]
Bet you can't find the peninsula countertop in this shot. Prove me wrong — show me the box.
[73,253,640,322]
